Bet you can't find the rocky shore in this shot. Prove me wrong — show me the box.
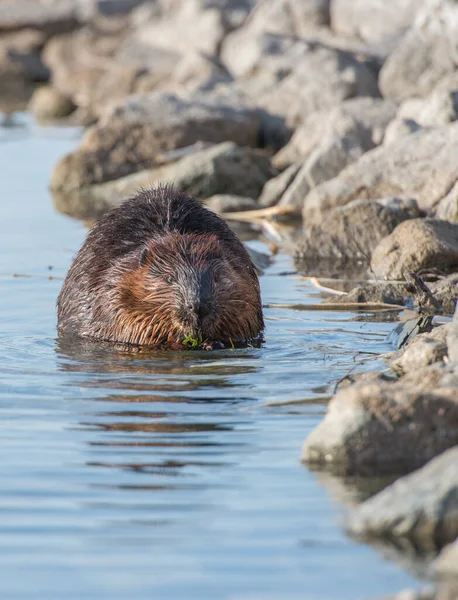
[2,0,458,597]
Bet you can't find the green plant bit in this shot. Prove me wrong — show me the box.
[182,334,204,348]
[229,338,235,349]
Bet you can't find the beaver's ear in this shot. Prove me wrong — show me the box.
[138,247,149,267]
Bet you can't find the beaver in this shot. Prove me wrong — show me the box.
[57,186,264,349]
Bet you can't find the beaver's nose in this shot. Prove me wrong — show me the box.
[188,300,212,319]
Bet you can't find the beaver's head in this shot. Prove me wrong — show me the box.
[116,232,262,347]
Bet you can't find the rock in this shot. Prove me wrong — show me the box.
[383,118,423,146]
[429,274,458,316]
[390,325,450,376]
[53,142,275,219]
[302,124,458,222]
[42,28,144,111]
[398,74,458,128]
[379,0,458,103]
[371,588,436,600]
[274,98,396,169]
[0,0,83,35]
[50,92,262,190]
[447,301,458,363]
[205,194,257,214]
[331,0,422,48]
[347,446,458,547]
[84,0,153,18]
[168,51,232,94]
[435,180,458,223]
[324,283,408,307]
[301,363,458,475]
[132,4,225,58]
[371,219,458,280]
[28,85,75,120]
[254,40,380,129]
[434,539,458,576]
[221,0,331,77]
[295,197,421,266]
[258,163,300,208]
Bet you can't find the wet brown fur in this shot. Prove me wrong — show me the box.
[57,187,264,348]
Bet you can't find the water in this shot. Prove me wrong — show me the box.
[0,116,423,600]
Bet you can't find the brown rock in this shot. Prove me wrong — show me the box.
[371,219,458,280]
[302,363,458,475]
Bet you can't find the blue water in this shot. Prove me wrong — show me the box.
[0,115,422,599]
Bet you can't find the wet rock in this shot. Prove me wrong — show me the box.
[274,98,396,170]
[258,164,300,208]
[0,0,82,35]
[347,446,458,547]
[301,363,458,475]
[50,92,261,190]
[205,194,257,214]
[429,274,458,316]
[53,142,275,218]
[325,283,408,307]
[330,0,421,48]
[85,0,153,18]
[390,325,450,376]
[371,219,458,280]
[295,198,421,265]
[28,85,75,120]
[383,118,423,146]
[434,539,458,577]
[379,0,458,103]
[302,124,458,222]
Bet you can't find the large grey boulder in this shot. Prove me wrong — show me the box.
[295,198,420,266]
[274,98,396,169]
[330,0,421,48]
[397,73,458,128]
[347,446,458,547]
[258,163,300,208]
[379,0,458,103]
[302,364,458,475]
[221,0,330,78]
[302,124,458,222]
[53,142,275,219]
[371,219,458,280]
[50,92,261,190]
[0,0,83,34]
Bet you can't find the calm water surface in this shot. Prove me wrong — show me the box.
[0,116,422,599]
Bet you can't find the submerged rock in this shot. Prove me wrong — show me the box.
[301,364,458,475]
[325,283,408,307]
[371,219,458,280]
[347,446,458,547]
[302,124,458,222]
